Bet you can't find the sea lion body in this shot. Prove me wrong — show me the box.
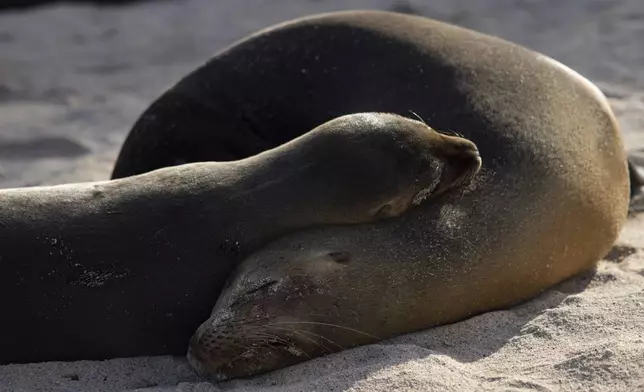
[0,113,480,364]
[101,11,631,379]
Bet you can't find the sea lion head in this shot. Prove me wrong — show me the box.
[284,112,481,222]
[187,236,443,381]
[187,243,365,380]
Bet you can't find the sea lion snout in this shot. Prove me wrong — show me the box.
[187,313,309,381]
[421,134,482,199]
[407,130,482,206]
[438,134,480,158]
[186,345,209,378]
[187,319,235,380]
[448,142,482,177]
[443,139,480,173]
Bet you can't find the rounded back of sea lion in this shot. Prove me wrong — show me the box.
[113,9,628,262]
[110,10,628,379]
[110,9,539,179]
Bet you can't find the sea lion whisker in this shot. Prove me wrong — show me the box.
[288,317,352,350]
[242,330,295,348]
[218,339,257,352]
[242,328,305,350]
[239,334,284,358]
[288,331,335,354]
[274,329,334,354]
[256,325,337,353]
[264,321,380,340]
[242,327,313,351]
[218,337,288,368]
[288,329,346,351]
[444,128,458,137]
[246,334,312,360]
[408,110,427,125]
[222,347,260,366]
[247,329,307,355]
[237,320,335,355]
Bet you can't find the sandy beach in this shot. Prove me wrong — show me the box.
[1,1,643,391]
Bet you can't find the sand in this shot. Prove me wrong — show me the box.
[1,0,643,391]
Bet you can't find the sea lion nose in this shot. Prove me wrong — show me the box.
[465,144,481,163]
[187,336,225,380]
[441,137,482,176]
[438,133,477,153]
[186,346,209,377]
[187,345,202,364]
[459,144,482,166]
[455,139,479,155]
[441,136,480,160]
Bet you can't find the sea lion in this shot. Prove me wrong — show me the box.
[0,112,480,365]
[103,10,629,380]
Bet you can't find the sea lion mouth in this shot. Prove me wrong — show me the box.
[188,332,307,381]
[412,149,482,206]
[412,164,445,206]
[441,149,482,190]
